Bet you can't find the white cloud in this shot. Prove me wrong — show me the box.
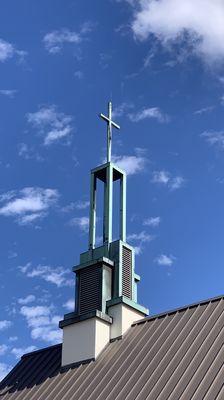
[0,320,12,331]
[0,363,11,381]
[152,170,185,190]
[9,336,18,342]
[27,105,73,146]
[112,102,134,118]
[0,89,17,98]
[143,216,161,227]
[74,70,84,79]
[0,39,14,61]
[63,299,75,312]
[127,231,154,255]
[152,170,170,185]
[18,143,43,162]
[129,107,168,123]
[131,0,224,65]
[20,305,62,344]
[0,187,59,225]
[18,294,36,305]
[19,263,73,288]
[155,254,176,266]
[43,22,94,54]
[11,346,37,360]
[201,131,224,150]
[70,216,89,232]
[31,326,62,343]
[194,106,214,115]
[74,200,90,210]
[0,345,8,356]
[112,154,146,175]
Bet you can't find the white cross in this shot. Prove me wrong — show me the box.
[100,101,120,163]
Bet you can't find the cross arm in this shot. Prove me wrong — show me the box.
[99,113,120,130]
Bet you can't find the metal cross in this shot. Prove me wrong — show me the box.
[100,101,120,163]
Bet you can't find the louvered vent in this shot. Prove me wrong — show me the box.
[122,246,132,299]
[79,265,101,315]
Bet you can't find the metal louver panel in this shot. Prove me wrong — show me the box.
[79,265,101,314]
[122,246,132,299]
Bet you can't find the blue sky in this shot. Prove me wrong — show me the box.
[1,0,224,378]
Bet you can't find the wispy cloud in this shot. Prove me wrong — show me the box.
[194,106,214,115]
[20,305,62,344]
[127,231,154,255]
[27,105,73,146]
[0,363,11,381]
[19,263,73,288]
[143,216,161,227]
[155,254,176,266]
[0,320,12,331]
[152,170,185,190]
[131,0,224,65]
[0,89,17,98]
[18,295,36,305]
[43,22,95,54]
[0,38,26,63]
[63,298,75,312]
[128,107,169,123]
[112,103,168,123]
[0,345,8,356]
[0,187,59,225]
[11,346,37,360]
[18,143,43,161]
[74,70,84,79]
[201,130,224,150]
[112,102,134,118]
[62,201,91,214]
[9,336,18,342]
[69,216,89,232]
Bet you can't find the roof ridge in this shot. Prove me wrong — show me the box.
[132,294,224,326]
[21,343,62,359]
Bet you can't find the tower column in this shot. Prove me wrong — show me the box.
[120,174,126,242]
[103,164,113,245]
[89,173,97,250]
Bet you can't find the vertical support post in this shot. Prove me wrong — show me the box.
[89,172,97,250]
[103,164,113,245]
[120,173,126,242]
[107,102,112,163]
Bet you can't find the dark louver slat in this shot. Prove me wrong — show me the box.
[79,265,101,314]
[122,246,132,299]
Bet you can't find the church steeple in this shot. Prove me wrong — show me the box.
[59,102,148,367]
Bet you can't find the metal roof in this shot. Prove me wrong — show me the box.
[1,295,224,399]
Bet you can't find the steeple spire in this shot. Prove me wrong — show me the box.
[100,101,120,162]
[59,102,148,368]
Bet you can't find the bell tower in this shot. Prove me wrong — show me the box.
[60,102,148,367]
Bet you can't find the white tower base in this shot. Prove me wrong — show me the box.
[108,302,146,340]
[61,315,111,367]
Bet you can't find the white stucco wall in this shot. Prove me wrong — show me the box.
[108,303,144,340]
[61,318,110,367]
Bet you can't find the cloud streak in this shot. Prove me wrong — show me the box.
[27,105,73,146]
[43,22,95,54]
[152,170,185,190]
[19,263,73,287]
[0,187,59,225]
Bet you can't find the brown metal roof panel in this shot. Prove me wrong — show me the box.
[77,323,151,400]
[87,315,175,400]
[176,303,224,400]
[190,344,224,400]
[203,360,224,400]
[152,300,224,400]
[115,306,201,400]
